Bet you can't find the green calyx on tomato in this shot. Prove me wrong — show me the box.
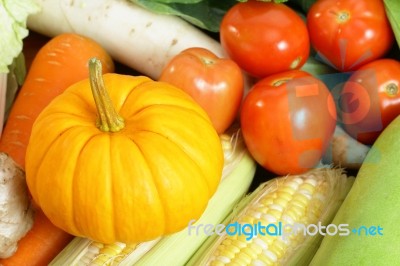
[385,82,398,97]
[240,70,337,175]
[199,57,216,66]
[336,11,350,23]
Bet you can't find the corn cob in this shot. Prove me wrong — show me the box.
[50,237,159,266]
[188,167,354,266]
[50,127,256,265]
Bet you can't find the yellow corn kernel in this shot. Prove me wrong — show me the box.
[217,246,236,260]
[201,168,353,266]
[89,242,127,265]
[111,244,139,264]
[79,241,104,265]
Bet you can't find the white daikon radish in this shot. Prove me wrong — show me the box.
[27,0,225,79]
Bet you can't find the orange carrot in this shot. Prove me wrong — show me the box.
[0,33,114,265]
[0,32,115,168]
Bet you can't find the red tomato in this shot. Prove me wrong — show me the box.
[159,47,244,134]
[307,0,394,72]
[340,59,400,145]
[240,70,337,175]
[220,1,309,78]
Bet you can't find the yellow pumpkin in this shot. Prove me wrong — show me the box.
[25,58,224,244]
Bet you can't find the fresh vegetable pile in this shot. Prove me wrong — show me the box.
[1,0,400,265]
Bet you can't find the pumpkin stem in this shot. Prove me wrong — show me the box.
[89,58,125,132]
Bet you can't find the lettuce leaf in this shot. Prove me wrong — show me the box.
[0,0,40,73]
[6,53,25,116]
[0,50,26,137]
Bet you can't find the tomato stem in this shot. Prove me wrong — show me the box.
[200,57,215,65]
[89,58,125,132]
[386,83,398,97]
[337,11,350,23]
